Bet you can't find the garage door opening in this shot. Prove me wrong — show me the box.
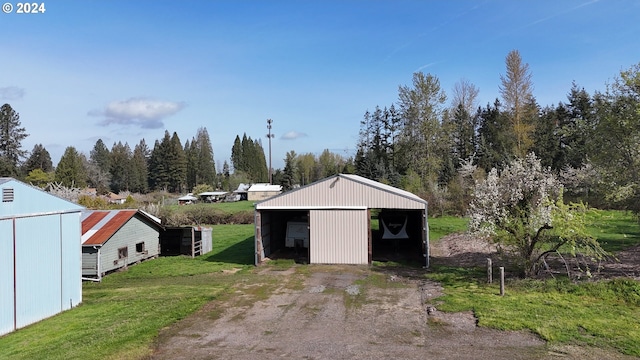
[371,209,425,265]
[257,210,309,263]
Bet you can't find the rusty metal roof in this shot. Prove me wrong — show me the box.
[81,210,139,246]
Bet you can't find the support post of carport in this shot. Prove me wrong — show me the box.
[423,206,430,268]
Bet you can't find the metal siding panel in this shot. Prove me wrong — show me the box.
[60,213,82,309]
[200,228,212,254]
[257,175,426,210]
[310,210,368,264]
[15,215,62,329]
[0,219,14,335]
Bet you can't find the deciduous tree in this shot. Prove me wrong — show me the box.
[468,153,607,277]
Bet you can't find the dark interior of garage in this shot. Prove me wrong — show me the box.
[260,208,425,265]
[262,210,310,263]
[371,209,425,265]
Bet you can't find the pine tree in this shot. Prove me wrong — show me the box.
[130,139,149,193]
[22,144,53,175]
[280,150,297,191]
[168,132,187,193]
[230,135,242,172]
[149,132,171,191]
[0,103,28,177]
[195,127,216,186]
[109,142,132,193]
[55,146,87,187]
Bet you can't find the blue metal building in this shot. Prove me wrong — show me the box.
[0,178,84,336]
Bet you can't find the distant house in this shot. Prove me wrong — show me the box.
[81,209,162,281]
[106,192,126,204]
[233,183,250,201]
[198,191,228,203]
[1,177,84,336]
[177,194,198,205]
[248,183,282,201]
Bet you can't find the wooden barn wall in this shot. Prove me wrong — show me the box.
[99,216,160,274]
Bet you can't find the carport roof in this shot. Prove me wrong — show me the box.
[256,174,427,210]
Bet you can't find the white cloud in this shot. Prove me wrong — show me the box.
[281,131,308,140]
[90,97,185,129]
[0,86,25,101]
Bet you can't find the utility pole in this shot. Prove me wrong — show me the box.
[266,119,274,184]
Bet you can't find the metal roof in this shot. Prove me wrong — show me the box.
[81,210,162,246]
[256,174,427,210]
[248,183,282,192]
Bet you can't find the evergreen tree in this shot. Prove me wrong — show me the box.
[476,100,515,173]
[195,127,216,186]
[148,132,171,191]
[168,132,187,193]
[0,103,28,177]
[221,160,230,191]
[280,150,297,191]
[90,139,111,175]
[109,142,132,193]
[130,139,149,193]
[230,135,242,172]
[55,146,87,187]
[22,144,53,175]
[185,139,197,190]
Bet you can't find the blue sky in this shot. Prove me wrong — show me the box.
[1,0,638,170]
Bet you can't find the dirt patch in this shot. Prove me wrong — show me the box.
[151,235,638,360]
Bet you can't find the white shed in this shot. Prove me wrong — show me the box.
[254,174,428,266]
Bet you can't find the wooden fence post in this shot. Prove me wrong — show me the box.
[487,258,493,283]
[500,267,505,296]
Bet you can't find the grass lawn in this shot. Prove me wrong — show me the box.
[428,267,640,356]
[2,210,639,359]
[427,210,640,357]
[165,200,256,214]
[585,209,640,252]
[428,215,469,242]
[0,224,256,360]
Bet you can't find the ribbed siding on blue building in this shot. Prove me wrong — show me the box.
[0,178,83,336]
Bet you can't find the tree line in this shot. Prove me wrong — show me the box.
[352,50,640,214]
[2,49,640,214]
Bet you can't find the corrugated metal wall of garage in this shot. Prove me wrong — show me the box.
[0,218,14,335]
[1,212,82,336]
[309,209,368,264]
[257,175,426,210]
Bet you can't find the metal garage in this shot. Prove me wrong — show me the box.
[254,174,429,266]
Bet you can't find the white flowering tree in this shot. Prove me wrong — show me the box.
[468,153,608,277]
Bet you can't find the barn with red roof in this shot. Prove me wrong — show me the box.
[81,209,163,281]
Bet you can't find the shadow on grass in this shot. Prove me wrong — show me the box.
[202,236,255,265]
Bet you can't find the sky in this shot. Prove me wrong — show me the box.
[1,0,639,171]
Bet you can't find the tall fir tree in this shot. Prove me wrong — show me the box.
[22,143,53,175]
[55,146,86,187]
[0,103,28,177]
[130,139,149,193]
[109,142,133,193]
[168,132,187,193]
[148,132,171,191]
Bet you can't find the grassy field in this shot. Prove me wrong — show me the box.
[0,224,256,360]
[1,210,639,359]
[428,209,640,357]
